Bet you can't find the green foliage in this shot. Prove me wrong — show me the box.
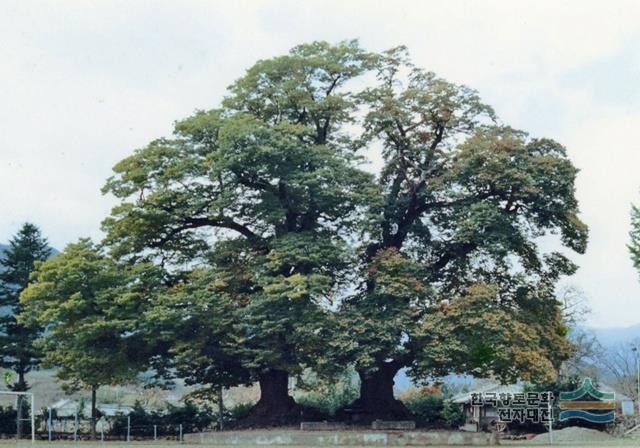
[0,223,51,391]
[143,265,250,390]
[0,404,36,435]
[19,239,160,393]
[109,401,213,437]
[337,45,586,392]
[224,402,254,424]
[101,40,379,395]
[96,40,587,416]
[413,283,574,384]
[403,392,443,424]
[0,406,17,434]
[295,369,360,415]
[441,401,465,428]
[401,387,464,428]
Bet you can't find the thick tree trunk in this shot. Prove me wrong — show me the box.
[340,362,413,423]
[90,386,97,440]
[242,369,304,426]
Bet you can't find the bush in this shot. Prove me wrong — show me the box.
[0,406,17,434]
[109,401,214,438]
[441,400,465,428]
[0,402,35,436]
[295,369,359,416]
[403,393,444,424]
[164,401,213,432]
[401,386,465,428]
[224,401,254,424]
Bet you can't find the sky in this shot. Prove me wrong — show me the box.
[1,0,639,328]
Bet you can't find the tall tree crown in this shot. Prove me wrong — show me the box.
[100,40,588,390]
[0,222,51,389]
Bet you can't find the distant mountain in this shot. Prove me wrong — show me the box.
[0,242,59,267]
[590,324,640,347]
[392,325,640,394]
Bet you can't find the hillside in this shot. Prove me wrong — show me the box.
[591,324,640,347]
[0,242,58,268]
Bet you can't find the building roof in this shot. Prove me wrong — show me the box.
[452,383,525,404]
[50,399,133,417]
[96,403,133,417]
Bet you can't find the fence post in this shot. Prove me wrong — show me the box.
[126,415,130,442]
[218,386,224,431]
[31,394,35,444]
[179,423,183,443]
[48,407,52,442]
[74,410,78,442]
[153,424,157,441]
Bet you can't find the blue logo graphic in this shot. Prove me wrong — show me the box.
[559,378,615,423]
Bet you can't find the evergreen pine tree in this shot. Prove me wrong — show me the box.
[0,223,51,437]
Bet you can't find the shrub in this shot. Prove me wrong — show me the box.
[164,401,213,432]
[0,404,35,436]
[0,406,17,434]
[109,401,214,438]
[441,400,465,428]
[403,391,444,424]
[295,369,359,416]
[224,401,253,423]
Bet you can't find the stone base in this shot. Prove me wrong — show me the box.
[371,420,416,430]
[186,429,497,446]
[301,421,348,431]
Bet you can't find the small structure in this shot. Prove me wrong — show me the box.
[50,398,133,418]
[452,383,524,432]
[95,403,134,417]
[49,398,80,418]
[452,381,633,432]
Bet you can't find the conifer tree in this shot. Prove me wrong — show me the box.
[0,223,51,437]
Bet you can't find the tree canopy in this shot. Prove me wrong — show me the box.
[0,223,51,437]
[95,40,587,424]
[20,239,161,437]
[0,223,51,390]
[101,40,378,423]
[331,46,587,419]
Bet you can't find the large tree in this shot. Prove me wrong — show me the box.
[333,47,587,420]
[19,239,157,438]
[101,41,587,424]
[102,41,377,424]
[0,223,51,437]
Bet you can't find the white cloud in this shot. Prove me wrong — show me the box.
[562,111,640,327]
[0,0,638,326]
